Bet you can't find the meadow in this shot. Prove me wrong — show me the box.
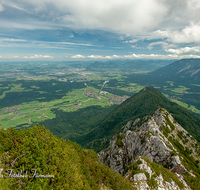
[0,61,200,131]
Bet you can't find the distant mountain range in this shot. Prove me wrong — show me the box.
[85,59,172,72]
[75,87,200,152]
[150,58,200,82]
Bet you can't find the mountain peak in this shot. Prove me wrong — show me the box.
[78,87,200,152]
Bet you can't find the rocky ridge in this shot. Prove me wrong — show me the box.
[99,108,200,189]
[128,157,191,190]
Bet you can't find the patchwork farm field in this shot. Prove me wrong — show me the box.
[0,81,129,129]
[0,61,200,132]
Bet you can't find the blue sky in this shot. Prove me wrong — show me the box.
[0,0,200,61]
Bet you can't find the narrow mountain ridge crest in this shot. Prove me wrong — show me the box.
[78,87,200,152]
[99,108,200,189]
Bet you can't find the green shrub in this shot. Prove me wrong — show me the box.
[161,126,170,138]
[0,125,133,190]
[116,133,125,147]
[164,114,175,131]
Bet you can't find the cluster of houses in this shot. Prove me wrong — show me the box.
[4,106,21,113]
[28,113,48,122]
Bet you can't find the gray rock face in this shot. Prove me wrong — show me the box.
[130,157,191,190]
[155,174,180,190]
[138,163,152,179]
[98,108,188,175]
[171,156,188,174]
[133,173,147,181]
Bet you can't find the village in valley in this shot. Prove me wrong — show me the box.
[1,61,200,130]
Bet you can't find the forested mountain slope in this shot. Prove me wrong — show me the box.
[76,87,200,152]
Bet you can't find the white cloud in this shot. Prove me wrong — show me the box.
[0,3,4,12]
[0,20,54,30]
[9,0,199,37]
[1,0,200,45]
[60,42,93,46]
[4,1,29,12]
[0,38,95,50]
[1,0,200,53]
[87,55,104,59]
[74,54,120,59]
[87,54,123,59]
[0,55,54,59]
[124,53,200,59]
[125,39,138,43]
[71,54,85,58]
[52,0,166,34]
[104,56,111,59]
[168,23,200,43]
[166,46,200,54]
[152,30,169,39]
[0,38,26,42]
[24,55,54,59]
[72,53,200,60]
[112,54,120,58]
[4,0,167,35]
[2,53,197,60]
[147,41,175,50]
[0,55,21,59]
[13,56,20,58]
[151,23,200,44]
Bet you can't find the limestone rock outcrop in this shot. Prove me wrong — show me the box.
[99,108,199,189]
[99,109,190,175]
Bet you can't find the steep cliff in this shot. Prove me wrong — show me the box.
[99,108,200,189]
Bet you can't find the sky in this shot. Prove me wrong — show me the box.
[0,0,200,61]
